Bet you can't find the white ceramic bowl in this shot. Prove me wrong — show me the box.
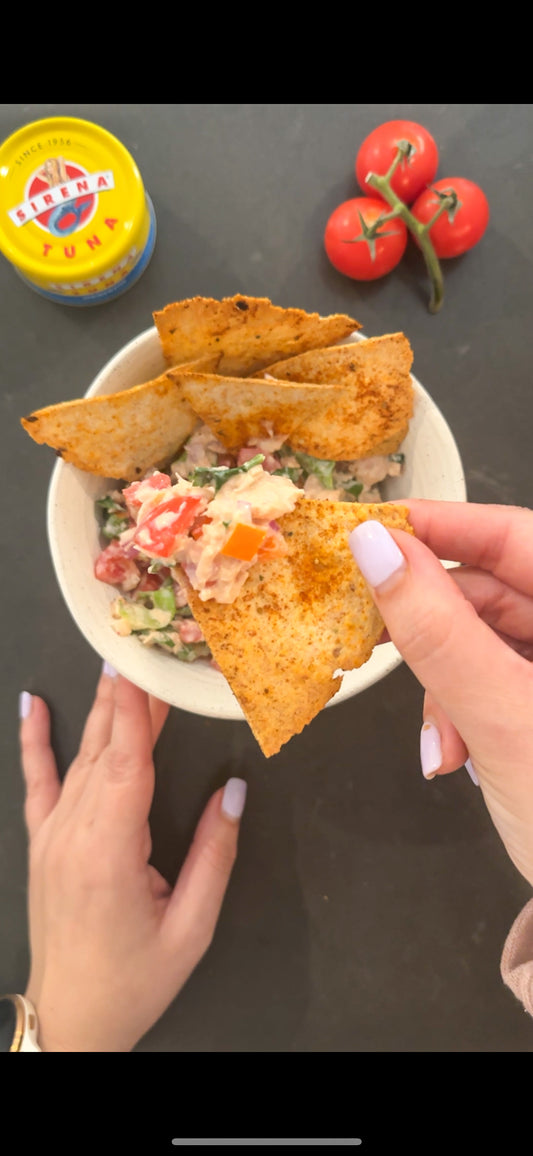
[47,327,467,720]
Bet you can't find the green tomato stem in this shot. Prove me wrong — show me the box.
[383,145,408,183]
[366,164,444,314]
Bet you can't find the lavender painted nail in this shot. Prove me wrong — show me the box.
[102,660,118,678]
[349,520,406,589]
[221,777,247,820]
[465,757,480,786]
[420,720,442,780]
[19,691,32,719]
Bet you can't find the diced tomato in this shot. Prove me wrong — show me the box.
[122,472,171,512]
[178,619,204,643]
[94,541,140,587]
[136,564,171,591]
[134,494,206,558]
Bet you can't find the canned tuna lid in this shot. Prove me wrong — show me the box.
[0,116,156,303]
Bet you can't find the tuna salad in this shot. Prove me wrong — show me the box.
[94,423,406,663]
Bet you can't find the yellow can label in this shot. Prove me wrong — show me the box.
[0,117,155,300]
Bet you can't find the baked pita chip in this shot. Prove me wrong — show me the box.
[20,356,219,481]
[181,500,413,757]
[169,358,413,460]
[153,294,360,374]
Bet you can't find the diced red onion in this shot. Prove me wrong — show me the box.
[237,447,259,466]
[263,454,281,473]
[182,562,197,584]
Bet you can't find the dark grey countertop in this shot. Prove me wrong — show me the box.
[2,104,533,1067]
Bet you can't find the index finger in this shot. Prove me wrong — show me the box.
[397,500,533,597]
[349,521,532,762]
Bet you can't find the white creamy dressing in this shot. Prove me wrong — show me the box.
[179,466,300,603]
[130,465,300,604]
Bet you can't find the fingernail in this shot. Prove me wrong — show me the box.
[420,719,442,780]
[102,660,118,678]
[19,691,32,719]
[349,520,406,590]
[221,777,247,820]
[465,757,480,786]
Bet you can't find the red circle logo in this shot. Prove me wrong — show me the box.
[26,160,97,237]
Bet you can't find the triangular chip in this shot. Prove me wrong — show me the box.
[20,356,219,480]
[153,294,360,373]
[181,500,413,757]
[169,357,413,460]
[262,331,413,384]
[261,332,415,456]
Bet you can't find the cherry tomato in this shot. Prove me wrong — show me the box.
[134,493,206,558]
[356,120,439,204]
[410,177,489,258]
[324,196,408,281]
[122,471,171,513]
[94,540,139,587]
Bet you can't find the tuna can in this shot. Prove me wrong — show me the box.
[0,116,156,305]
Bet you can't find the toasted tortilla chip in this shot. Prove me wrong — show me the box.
[169,356,413,460]
[20,356,219,480]
[261,332,415,456]
[263,332,413,384]
[181,500,413,757]
[153,294,360,374]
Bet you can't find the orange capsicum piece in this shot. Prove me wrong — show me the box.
[220,522,268,562]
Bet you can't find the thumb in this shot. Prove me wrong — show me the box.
[348,520,530,764]
[162,778,246,960]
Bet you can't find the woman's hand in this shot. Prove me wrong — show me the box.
[349,500,533,887]
[19,667,246,1052]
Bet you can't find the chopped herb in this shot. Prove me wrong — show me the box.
[96,496,124,513]
[293,450,336,489]
[342,480,364,500]
[176,641,212,662]
[102,511,129,539]
[389,452,405,464]
[189,454,265,493]
[154,633,177,649]
[172,605,193,620]
[273,466,301,484]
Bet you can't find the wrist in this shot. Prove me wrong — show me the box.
[33,993,136,1052]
